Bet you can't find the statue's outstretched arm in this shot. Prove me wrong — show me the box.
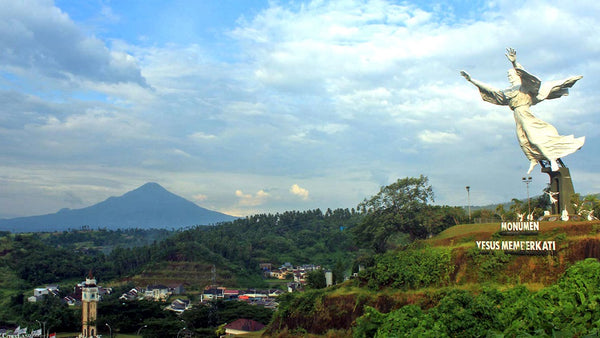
[460,70,499,93]
[460,70,507,105]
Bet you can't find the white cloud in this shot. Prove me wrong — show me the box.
[0,0,147,86]
[290,184,309,200]
[418,130,460,144]
[235,189,270,207]
[193,194,208,202]
[189,132,217,141]
[2,0,600,219]
[172,149,192,158]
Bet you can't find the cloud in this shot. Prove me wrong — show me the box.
[418,130,460,144]
[0,0,147,86]
[235,189,270,207]
[290,184,309,200]
[172,149,192,158]
[193,194,208,202]
[189,132,217,141]
[3,105,152,163]
[2,0,600,219]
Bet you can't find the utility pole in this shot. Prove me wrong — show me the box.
[522,176,532,218]
[466,186,471,223]
[211,264,216,286]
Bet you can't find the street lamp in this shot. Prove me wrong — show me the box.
[36,320,46,338]
[522,176,532,218]
[137,324,148,337]
[466,186,471,223]
[177,327,187,338]
[105,323,112,338]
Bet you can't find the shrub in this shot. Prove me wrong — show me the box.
[361,245,454,290]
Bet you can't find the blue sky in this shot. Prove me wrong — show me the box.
[1,0,600,218]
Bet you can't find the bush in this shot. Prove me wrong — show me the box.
[360,245,454,290]
[353,259,600,337]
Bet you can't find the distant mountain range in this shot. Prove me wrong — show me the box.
[0,182,238,232]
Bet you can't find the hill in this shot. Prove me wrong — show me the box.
[0,182,237,232]
[266,220,600,337]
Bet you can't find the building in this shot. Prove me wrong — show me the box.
[166,298,192,314]
[201,286,224,302]
[81,272,99,338]
[73,281,111,302]
[28,285,61,303]
[224,289,240,299]
[325,270,333,287]
[259,263,272,271]
[145,285,170,301]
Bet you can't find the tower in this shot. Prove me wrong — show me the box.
[81,272,98,338]
[541,160,576,215]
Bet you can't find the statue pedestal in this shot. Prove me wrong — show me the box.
[541,162,575,215]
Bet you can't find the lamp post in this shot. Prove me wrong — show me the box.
[105,323,112,338]
[36,320,46,338]
[522,176,532,218]
[137,324,148,337]
[177,327,186,338]
[466,186,471,223]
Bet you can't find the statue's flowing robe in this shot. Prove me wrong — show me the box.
[475,68,584,164]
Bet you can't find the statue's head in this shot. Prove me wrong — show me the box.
[507,69,521,86]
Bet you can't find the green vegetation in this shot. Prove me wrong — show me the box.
[305,269,327,289]
[353,176,466,253]
[353,259,600,337]
[178,208,361,269]
[0,208,360,331]
[97,292,274,338]
[181,299,273,336]
[359,244,454,290]
[3,175,600,336]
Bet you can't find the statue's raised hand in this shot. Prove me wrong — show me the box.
[460,70,471,81]
[505,48,517,63]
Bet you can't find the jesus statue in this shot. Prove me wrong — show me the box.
[461,48,584,174]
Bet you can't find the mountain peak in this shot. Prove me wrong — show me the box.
[0,183,237,232]
[136,182,166,191]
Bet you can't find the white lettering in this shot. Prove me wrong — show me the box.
[499,221,540,232]
[478,222,556,253]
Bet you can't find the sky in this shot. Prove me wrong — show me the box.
[1,0,600,218]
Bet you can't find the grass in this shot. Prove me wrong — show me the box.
[434,223,498,240]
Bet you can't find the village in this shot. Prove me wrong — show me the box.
[13,262,333,336]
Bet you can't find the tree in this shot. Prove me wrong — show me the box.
[353,176,435,253]
[509,198,525,220]
[306,269,327,289]
[332,259,346,284]
[533,188,551,212]
[475,209,496,222]
[495,204,507,221]
[584,195,600,219]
